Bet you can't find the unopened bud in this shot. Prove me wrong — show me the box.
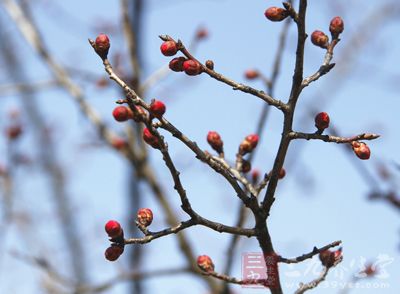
[207,131,223,154]
[94,34,110,58]
[105,245,124,261]
[197,255,215,272]
[264,7,288,22]
[137,208,153,227]
[315,112,330,131]
[329,16,344,38]
[351,141,371,160]
[311,30,329,49]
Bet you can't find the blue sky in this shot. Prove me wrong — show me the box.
[0,0,399,293]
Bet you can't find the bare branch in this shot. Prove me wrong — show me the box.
[289,132,379,144]
[204,271,268,286]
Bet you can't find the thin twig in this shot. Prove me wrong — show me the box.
[288,132,379,143]
[279,240,342,264]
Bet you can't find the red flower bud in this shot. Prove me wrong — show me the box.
[278,168,286,179]
[111,137,127,150]
[94,34,110,58]
[196,28,208,40]
[6,125,23,140]
[244,69,260,80]
[105,220,123,238]
[105,245,124,261]
[169,57,186,72]
[264,7,288,22]
[197,255,215,272]
[311,30,329,49]
[239,140,252,155]
[112,106,133,122]
[315,112,330,131]
[183,60,202,76]
[251,169,260,183]
[207,131,223,154]
[239,134,259,155]
[364,264,377,277]
[319,250,335,267]
[160,41,178,56]
[245,134,259,149]
[205,60,214,70]
[351,142,370,160]
[319,248,342,268]
[329,16,344,37]
[137,208,153,227]
[149,100,166,118]
[143,128,160,149]
[241,160,251,173]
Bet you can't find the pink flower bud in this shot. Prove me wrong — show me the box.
[207,131,223,154]
[137,208,153,227]
[197,255,215,272]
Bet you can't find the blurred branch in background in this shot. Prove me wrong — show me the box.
[0,5,88,286]
[2,0,220,292]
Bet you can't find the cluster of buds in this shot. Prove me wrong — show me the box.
[112,105,147,123]
[264,6,288,22]
[319,248,342,268]
[351,141,371,160]
[311,16,344,49]
[104,220,124,261]
[315,112,330,133]
[137,208,153,227]
[207,131,224,154]
[160,40,202,76]
[111,101,165,149]
[197,255,215,272]
[143,128,161,149]
[239,134,259,155]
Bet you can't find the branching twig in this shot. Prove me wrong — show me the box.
[294,266,330,294]
[160,36,288,112]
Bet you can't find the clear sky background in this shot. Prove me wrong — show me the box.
[0,0,399,293]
